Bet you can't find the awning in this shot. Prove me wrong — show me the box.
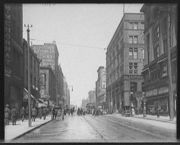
[23,88,36,101]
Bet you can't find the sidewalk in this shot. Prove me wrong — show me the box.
[107,113,176,130]
[4,115,52,142]
[133,114,176,124]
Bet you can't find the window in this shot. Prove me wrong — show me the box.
[129,63,133,74]
[134,63,138,74]
[141,22,144,29]
[129,36,133,43]
[154,45,160,59]
[142,49,144,59]
[133,22,138,29]
[129,48,133,59]
[162,64,168,77]
[129,36,138,44]
[134,48,138,59]
[134,36,138,44]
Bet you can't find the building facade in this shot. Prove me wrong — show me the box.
[95,66,107,109]
[39,66,56,104]
[81,98,89,110]
[106,13,144,113]
[32,41,59,102]
[23,39,40,108]
[56,65,64,105]
[141,4,177,116]
[88,90,96,105]
[63,79,70,108]
[4,4,24,110]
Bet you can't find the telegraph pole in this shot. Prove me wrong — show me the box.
[24,24,33,127]
[167,8,174,120]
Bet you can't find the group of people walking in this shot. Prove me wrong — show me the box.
[51,107,75,120]
[77,108,85,116]
[4,104,50,126]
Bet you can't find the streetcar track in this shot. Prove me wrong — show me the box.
[97,115,170,140]
[83,116,107,142]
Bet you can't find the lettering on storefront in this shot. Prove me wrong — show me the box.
[145,89,158,97]
[158,87,169,94]
[145,87,169,97]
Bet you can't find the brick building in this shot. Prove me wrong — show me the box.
[140,4,177,116]
[106,13,144,113]
[23,39,40,108]
[39,66,56,104]
[95,66,107,109]
[32,41,59,103]
[4,4,24,110]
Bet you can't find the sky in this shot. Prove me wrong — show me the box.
[23,4,143,107]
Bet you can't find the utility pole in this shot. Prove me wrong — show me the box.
[167,7,174,120]
[24,24,33,127]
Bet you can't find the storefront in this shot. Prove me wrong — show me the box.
[145,86,169,116]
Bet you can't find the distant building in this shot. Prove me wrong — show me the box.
[23,39,40,108]
[56,65,64,105]
[106,13,144,113]
[140,4,177,115]
[81,98,89,110]
[32,41,59,102]
[63,78,70,108]
[95,66,107,109]
[88,90,96,106]
[4,4,24,110]
[39,66,56,104]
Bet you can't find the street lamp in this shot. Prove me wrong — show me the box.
[24,24,32,127]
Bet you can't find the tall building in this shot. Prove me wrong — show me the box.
[4,4,23,110]
[23,39,40,108]
[39,66,56,104]
[106,13,144,113]
[88,90,96,105]
[81,98,89,110]
[140,4,177,116]
[32,41,59,102]
[95,66,107,109]
[32,41,59,73]
[63,78,70,108]
[56,65,64,105]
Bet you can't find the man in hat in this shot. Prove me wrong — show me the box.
[20,106,25,122]
[4,104,10,125]
[11,105,17,125]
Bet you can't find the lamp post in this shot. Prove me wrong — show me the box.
[24,24,32,127]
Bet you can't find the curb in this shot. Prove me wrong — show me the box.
[133,116,176,124]
[11,118,52,141]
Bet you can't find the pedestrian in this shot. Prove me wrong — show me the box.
[32,106,37,122]
[20,106,25,122]
[42,107,47,120]
[62,108,64,120]
[25,106,29,120]
[11,105,17,125]
[38,107,42,119]
[4,104,10,125]
[52,107,56,120]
